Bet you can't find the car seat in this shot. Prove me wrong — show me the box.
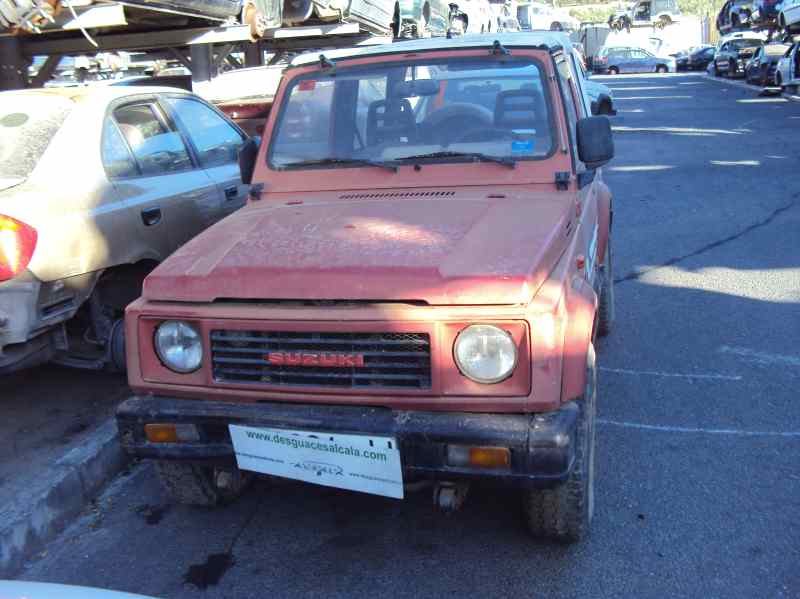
[366,99,417,147]
[494,89,547,133]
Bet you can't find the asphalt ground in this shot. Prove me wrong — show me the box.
[17,73,800,598]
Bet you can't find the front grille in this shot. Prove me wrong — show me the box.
[211,331,432,390]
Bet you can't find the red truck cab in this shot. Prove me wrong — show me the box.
[117,33,615,542]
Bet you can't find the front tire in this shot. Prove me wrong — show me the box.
[522,344,597,543]
[156,462,250,507]
[656,64,668,73]
[597,239,615,337]
[608,66,619,75]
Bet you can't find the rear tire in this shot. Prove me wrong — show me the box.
[522,345,597,543]
[656,64,668,73]
[156,462,250,507]
[608,66,619,75]
[597,239,615,337]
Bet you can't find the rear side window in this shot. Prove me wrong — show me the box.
[101,118,138,179]
[556,58,581,164]
[113,103,192,176]
[164,97,245,168]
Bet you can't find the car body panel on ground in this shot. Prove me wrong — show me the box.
[0,87,249,374]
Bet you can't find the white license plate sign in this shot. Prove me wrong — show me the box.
[228,424,404,499]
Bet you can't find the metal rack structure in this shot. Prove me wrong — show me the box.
[1,20,392,91]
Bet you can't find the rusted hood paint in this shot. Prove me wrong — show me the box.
[143,189,573,306]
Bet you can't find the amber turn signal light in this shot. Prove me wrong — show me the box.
[145,424,179,443]
[145,423,200,443]
[447,445,511,469]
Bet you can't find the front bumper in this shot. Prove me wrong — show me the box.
[117,396,579,489]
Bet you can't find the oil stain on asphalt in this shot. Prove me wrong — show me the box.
[135,504,170,525]
[184,553,235,590]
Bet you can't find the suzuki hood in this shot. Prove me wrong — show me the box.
[144,191,573,306]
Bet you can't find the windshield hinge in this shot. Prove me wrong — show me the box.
[319,54,336,71]
[249,182,264,201]
[555,172,571,191]
[491,40,510,56]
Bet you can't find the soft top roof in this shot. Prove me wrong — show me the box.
[289,33,567,68]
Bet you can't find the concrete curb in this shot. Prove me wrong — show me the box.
[0,419,127,577]
[703,73,800,101]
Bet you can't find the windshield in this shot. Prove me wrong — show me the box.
[269,56,555,170]
[765,44,789,56]
[731,39,764,50]
[0,94,73,181]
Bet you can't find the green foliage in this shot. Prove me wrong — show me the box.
[677,0,724,17]
[560,0,726,18]
[568,5,616,22]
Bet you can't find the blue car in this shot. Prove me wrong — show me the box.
[593,46,677,74]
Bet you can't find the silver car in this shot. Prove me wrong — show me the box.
[0,86,251,374]
[593,45,677,74]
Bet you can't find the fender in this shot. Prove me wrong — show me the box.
[560,275,597,403]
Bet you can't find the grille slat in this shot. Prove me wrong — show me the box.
[213,356,427,370]
[210,333,429,347]
[211,330,432,390]
[212,346,427,358]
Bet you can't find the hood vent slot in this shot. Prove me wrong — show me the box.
[340,191,455,200]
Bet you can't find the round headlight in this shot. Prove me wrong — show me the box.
[154,320,202,373]
[453,325,517,384]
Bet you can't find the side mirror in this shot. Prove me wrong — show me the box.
[576,116,614,169]
[238,136,260,185]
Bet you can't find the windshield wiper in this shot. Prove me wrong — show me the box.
[394,151,516,169]
[278,158,398,173]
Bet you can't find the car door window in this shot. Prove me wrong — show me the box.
[113,103,192,176]
[164,97,245,168]
[101,117,138,179]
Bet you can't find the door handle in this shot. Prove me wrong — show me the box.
[141,207,162,227]
[224,186,238,201]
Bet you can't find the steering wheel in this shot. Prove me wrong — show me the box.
[452,127,516,144]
